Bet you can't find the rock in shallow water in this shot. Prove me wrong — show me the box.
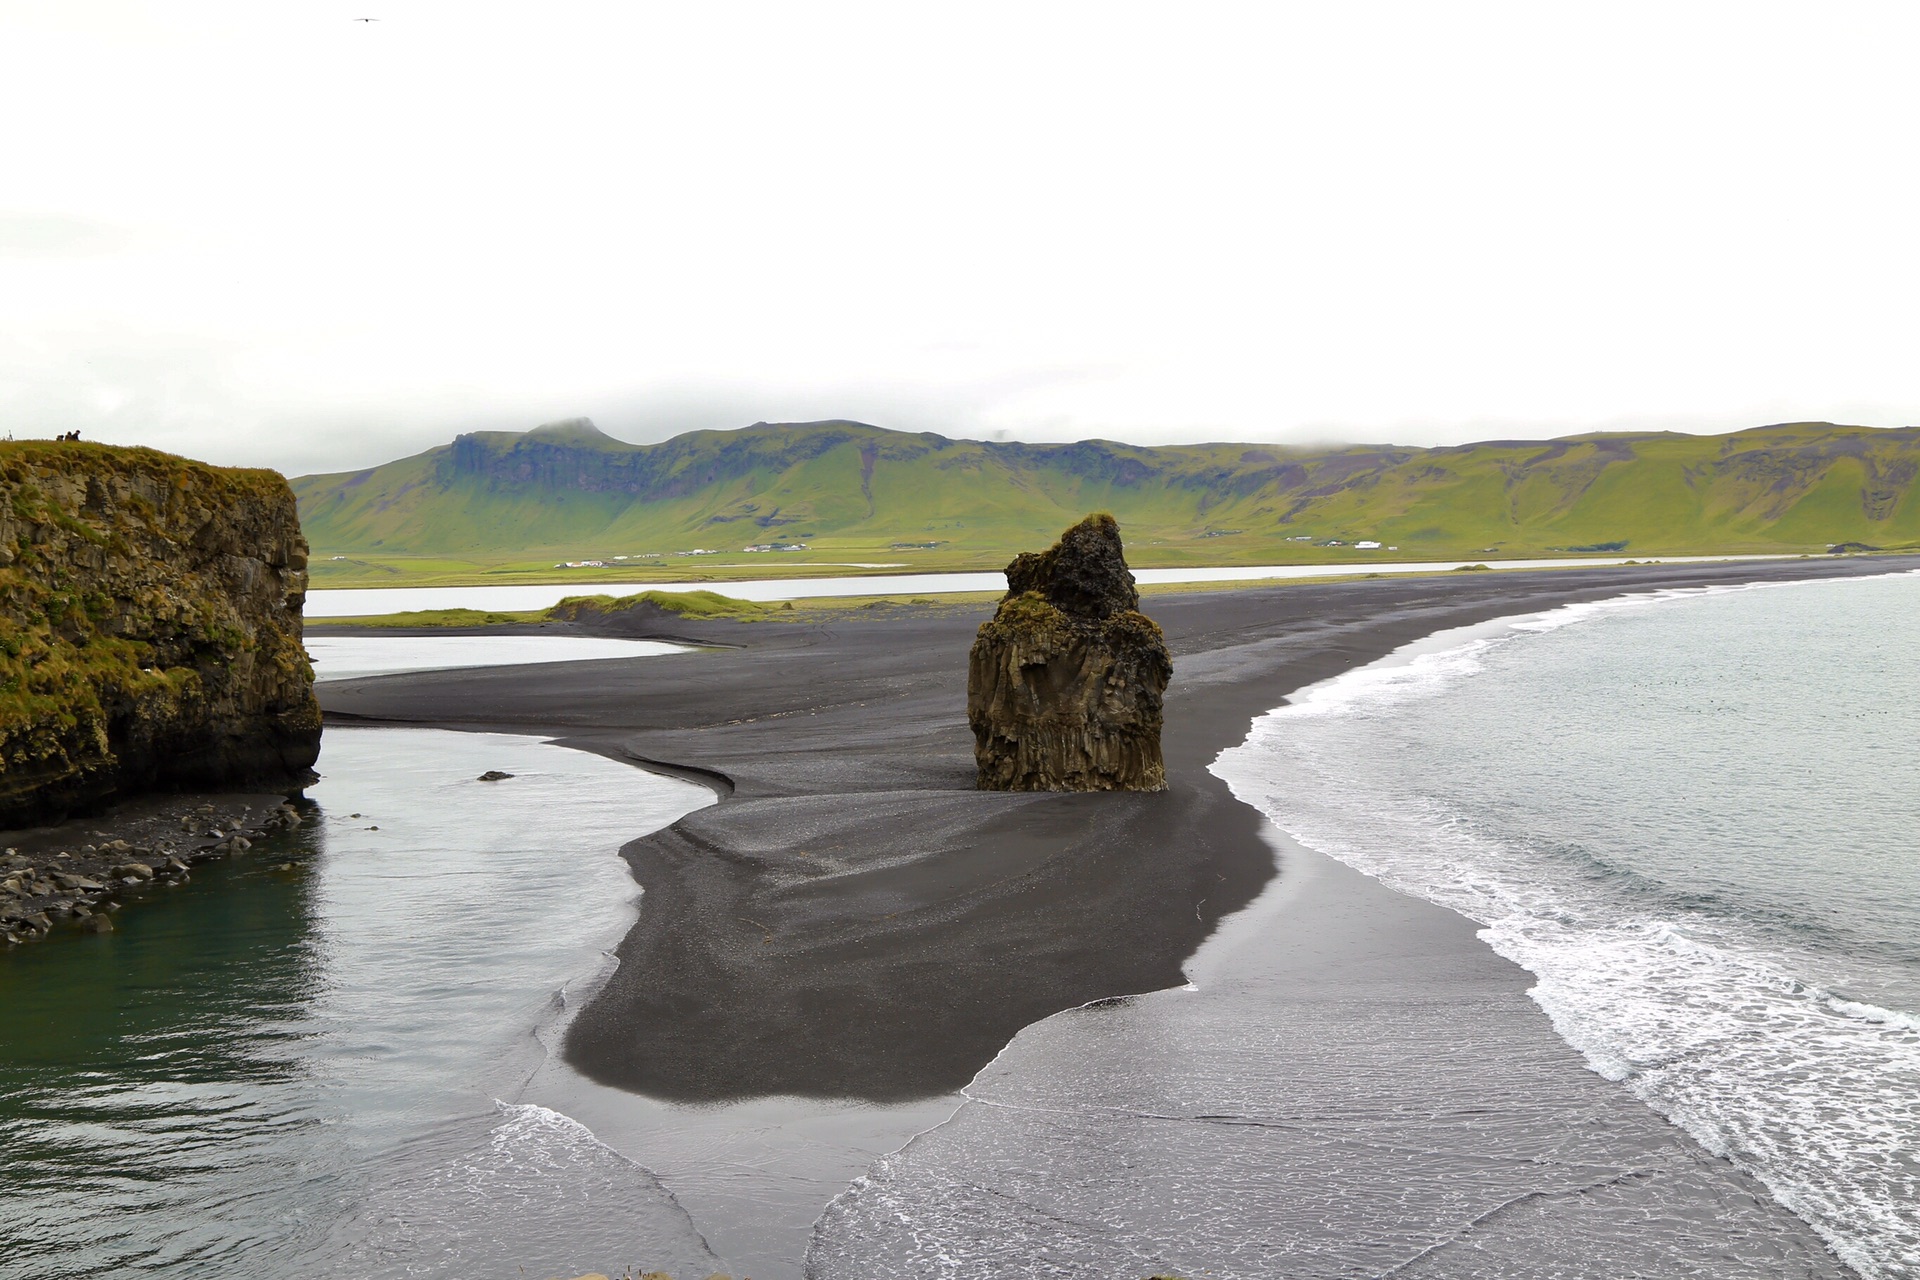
[967,513,1171,791]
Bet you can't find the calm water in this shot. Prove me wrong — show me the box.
[0,729,721,1279]
[305,634,685,681]
[303,554,1774,617]
[811,570,1919,1278]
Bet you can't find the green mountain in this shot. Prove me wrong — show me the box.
[291,418,1920,573]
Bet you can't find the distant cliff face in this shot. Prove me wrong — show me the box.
[438,417,888,502]
[0,443,321,826]
[295,418,1920,564]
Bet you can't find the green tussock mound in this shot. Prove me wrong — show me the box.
[545,589,774,621]
[322,590,777,629]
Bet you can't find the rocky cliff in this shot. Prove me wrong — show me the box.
[967,513,1171,791]
[0,441,321,826]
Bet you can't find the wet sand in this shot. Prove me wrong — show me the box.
[808,836,1853,1278]
[317,556,1913,1275]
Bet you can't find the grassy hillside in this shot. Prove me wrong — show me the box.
[292,418,1920,585]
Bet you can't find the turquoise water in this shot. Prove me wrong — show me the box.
[0,728,720,1279]
[1222,570,1920,1276]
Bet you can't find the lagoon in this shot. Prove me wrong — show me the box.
[305,634,686,681]
[0,728,722,1279]
[304,554,1784,617]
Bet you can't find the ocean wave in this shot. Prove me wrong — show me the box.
[1213,571,1920,1279]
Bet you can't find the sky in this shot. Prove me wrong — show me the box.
[4,1,1919,477]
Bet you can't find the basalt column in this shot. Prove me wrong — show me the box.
[967,513,1171,791]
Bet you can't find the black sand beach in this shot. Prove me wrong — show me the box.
[316,556,1915,1274]
[315,556,1915,1099]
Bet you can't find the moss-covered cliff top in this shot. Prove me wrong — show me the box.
[0,439,293,501]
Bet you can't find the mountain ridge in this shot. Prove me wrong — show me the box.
[291,418,1920,565]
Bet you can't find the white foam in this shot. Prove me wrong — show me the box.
[1282,568,1920,721]
[1213,571,1920,1278]
[327,1101,719,1277]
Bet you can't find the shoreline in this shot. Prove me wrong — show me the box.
[307,555,1920,1274]
[806,830,1853,1278]
[313,554,1920,1104]
[0,791,312,947]
[810,577,1898,1274]
[1198,571,1918,1278]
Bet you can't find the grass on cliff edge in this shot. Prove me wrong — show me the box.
[1,438,291,500]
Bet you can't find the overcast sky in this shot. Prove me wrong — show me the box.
[4,2,1918,477]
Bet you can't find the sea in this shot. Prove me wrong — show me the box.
[1228,568,1920,1274]
[3,573,1916,1277]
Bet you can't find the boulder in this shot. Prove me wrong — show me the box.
[967,514,1171,791]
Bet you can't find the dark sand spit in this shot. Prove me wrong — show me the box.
[318,556,1913,1275]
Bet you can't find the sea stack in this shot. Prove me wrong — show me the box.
[0,440,322,826]
[967,513,1171,791]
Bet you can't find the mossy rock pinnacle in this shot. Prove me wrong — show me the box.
[967,514,1171,791]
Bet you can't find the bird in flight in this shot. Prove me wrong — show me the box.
[353,16,379,21]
